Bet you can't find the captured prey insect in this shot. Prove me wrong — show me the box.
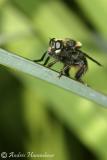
[33,38,102,83]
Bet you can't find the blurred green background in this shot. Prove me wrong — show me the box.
[0,0,107,160]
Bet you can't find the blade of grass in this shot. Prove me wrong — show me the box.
[0,48,107,107]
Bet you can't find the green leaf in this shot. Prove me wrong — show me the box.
[0,48,107,107]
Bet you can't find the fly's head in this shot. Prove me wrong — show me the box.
[48,38,63,56]
[47,38,82,56]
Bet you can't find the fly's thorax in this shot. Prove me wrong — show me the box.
[71,50,80,59]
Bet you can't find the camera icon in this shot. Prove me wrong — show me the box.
[1,152,7,159]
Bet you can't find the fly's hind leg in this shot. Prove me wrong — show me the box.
[75,63,88,83]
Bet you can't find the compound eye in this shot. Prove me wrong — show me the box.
[55,41,62,50]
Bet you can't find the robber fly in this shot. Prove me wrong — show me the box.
[34,38,102,83]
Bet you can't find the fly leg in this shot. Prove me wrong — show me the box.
[43,56,50,65]
[75,63,88,83]
[47,60,58,68]
[64,66,70,78]
[58,65,70,78]
[33,51,51,66]
[33,51,47,63]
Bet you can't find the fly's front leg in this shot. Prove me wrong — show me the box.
[43,56,50,66]
[33,51,50,66]
[47,60,58,68]
[33,51,47,63]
